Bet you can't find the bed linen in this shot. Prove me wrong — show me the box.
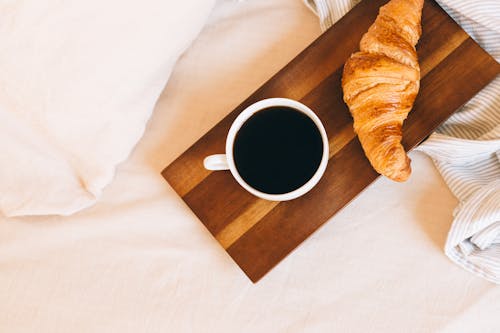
[1,0,499,332]
[0,0,215,217]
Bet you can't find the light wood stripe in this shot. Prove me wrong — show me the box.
[329,124,356,158]
[171,167,212,198]
[216,199,279,249]
[420,30,468,76]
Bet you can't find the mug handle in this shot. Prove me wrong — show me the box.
[203,154,230,171]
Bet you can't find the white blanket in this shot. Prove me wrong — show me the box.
[1,1,500,332]
[0,0,214,216]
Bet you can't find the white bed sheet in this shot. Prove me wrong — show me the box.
[1,0,499,332]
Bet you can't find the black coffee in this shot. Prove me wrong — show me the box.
[233,106,324,195]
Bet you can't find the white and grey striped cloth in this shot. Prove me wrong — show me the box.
[304,0,500,283]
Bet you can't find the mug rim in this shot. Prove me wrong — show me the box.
[225,97,329,201]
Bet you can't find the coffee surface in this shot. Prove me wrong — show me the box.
[233,106,324,195]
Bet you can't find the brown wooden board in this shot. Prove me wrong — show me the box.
[162,0,500,282]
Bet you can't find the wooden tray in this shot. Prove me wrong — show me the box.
[162,0,500,282]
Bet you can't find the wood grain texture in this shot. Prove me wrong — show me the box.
[162,0,500,282]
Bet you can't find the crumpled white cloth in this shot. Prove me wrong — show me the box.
[0,0,215,217]
[305,0,500,283]
[417,83,500,284]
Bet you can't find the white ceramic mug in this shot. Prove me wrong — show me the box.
[203,98,329,201]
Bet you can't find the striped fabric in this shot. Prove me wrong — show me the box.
[304,0,500,283]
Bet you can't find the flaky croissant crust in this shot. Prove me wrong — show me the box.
[342,0,424,181]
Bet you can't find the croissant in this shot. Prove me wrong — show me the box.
[342,0,424,181]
